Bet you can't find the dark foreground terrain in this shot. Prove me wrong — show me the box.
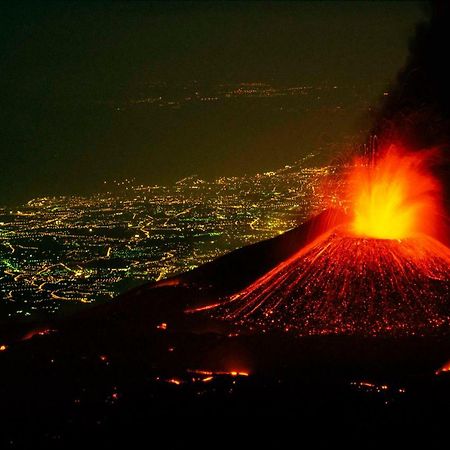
[0,211,449,448]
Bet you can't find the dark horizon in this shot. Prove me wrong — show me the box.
[0,1,425,204]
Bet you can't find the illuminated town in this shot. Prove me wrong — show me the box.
[0,155,336,321]
[110,80,378,112]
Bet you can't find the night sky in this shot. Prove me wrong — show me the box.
[1,1,425,204]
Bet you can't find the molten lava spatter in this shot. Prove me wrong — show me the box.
[197,146,450,336]
[207,230,450,336]
[349,146,442,240]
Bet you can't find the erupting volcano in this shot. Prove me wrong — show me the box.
[203,146,450,336]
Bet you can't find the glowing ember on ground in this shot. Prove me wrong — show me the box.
[187,369,250,377]
[202,376,214,382]
[435,360,450,375]
[22,328,56,341]
[166,378,182,385]
[350,381,406,395]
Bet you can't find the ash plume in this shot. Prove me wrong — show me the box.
[373,1,450,210]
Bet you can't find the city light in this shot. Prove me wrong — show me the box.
[0,156,334,320]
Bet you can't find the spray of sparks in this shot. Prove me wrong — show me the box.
[198,146,450,336]
[349,146,442,240]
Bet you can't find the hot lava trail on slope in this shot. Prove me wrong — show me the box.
[196,146,450,336]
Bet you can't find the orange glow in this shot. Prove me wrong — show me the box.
[348,146,442,240]
[0,344,7,351]
[188,369,249,377]
[230,371,248,377]
[435,360,450,375]
[188,369,213,375]
[22,328,55,341]
[156,322,167,330]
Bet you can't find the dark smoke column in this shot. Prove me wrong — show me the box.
[373,1,450,212]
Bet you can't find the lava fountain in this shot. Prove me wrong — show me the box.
[349,146,443,240]
[201,145,450,336]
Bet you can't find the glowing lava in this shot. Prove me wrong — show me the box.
[349,146,442,240]
[196,145,450,336]
[206,231,450,336]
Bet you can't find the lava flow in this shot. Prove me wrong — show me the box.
[203,146,450,336]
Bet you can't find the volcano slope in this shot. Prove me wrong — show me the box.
[206,228,450,336]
